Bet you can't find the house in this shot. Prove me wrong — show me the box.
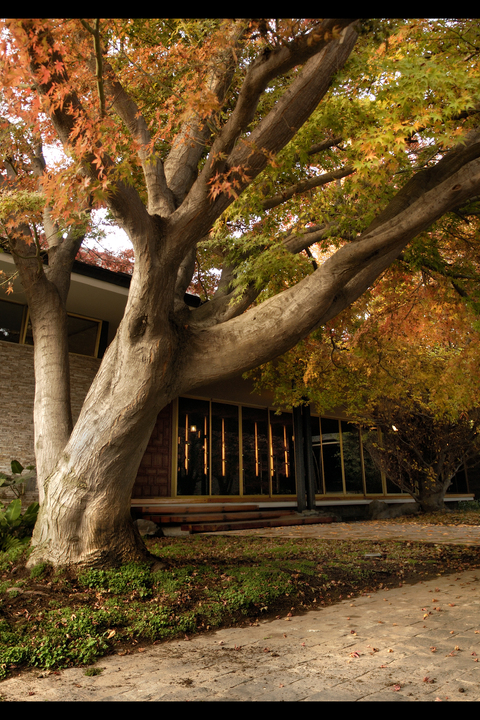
[0,252,476,521]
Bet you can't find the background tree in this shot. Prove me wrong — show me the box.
[1,19,480,567]
[253,252,480,511]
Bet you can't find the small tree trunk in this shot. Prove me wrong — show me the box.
[417,486,449,513]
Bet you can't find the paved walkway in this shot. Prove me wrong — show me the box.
[1,520,480,702]
[204,519,480,546]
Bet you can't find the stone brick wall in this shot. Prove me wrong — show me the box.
[1,340,173,500]
[133,403,172,498]
[0,341,100,489]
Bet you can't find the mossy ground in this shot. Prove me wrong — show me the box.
[1,506,479,681]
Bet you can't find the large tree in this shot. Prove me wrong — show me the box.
[1,19,480,567]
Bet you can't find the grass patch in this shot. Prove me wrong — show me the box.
[1,529,479,680]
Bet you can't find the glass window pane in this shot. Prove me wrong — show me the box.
[242,406,270,495]
[211,402,239,495]
[341,420,364,494]
[24,312,100,357]
[321,418,343,493]
[177,397,209,495]
[448,466,468,494]
[270,411,296,495]
[362,430,383,493]
[67,315,100,356]
[0,300,24,343]
[310,416,324,494]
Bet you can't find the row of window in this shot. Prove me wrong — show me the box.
[175,397,470,498]
[176,397,387,497]
[0,298,107,358]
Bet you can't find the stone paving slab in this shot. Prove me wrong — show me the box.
[1,567,479,702]
[204,519,480,546]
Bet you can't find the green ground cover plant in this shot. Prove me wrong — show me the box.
[1,507,480,682]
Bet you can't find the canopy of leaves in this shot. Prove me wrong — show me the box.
[1,18,479,294]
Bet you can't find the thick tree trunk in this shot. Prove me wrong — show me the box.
[27,272,184,568]
[27,350,176,568]
[416,476,452,513]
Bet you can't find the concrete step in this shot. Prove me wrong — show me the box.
[134,503,261,516]
[144,509,296,525]
[181,514,336,533]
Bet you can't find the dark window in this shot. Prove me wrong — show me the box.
[24,312,102,357]
[321,418,343,493]
[177,397,209,496]
[341,420,364,494]
[242,406,270,495]
[0,299,25,343]
[270,411,296,495]
[211,402,239,495]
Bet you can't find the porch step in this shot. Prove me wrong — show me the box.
[181,514,336,533]
[143,509,296,524]
[132,501,335,534]
[136,503,261,518]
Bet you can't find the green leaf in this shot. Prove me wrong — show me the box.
[5,498,22,524]
[22,502,40,526]
[10,460,24,475]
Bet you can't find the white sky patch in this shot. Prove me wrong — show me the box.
[41,143,133,254]
[87,208,132,253]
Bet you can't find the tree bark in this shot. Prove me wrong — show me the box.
[28,291,184,567]
[416,485,450,513]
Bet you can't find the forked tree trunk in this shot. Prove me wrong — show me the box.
[27,296,183,568]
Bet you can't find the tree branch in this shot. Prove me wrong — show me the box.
[164,19,249,207]
[260,166,354,211]
[169,21,359,257]
[180,149,480,390]
[77,24,176,218]
[20,20,152,241]
[79,19,106,118]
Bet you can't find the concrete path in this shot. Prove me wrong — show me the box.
[1,521,480,702]
[204,519,480,546]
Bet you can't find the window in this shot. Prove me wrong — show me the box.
[320,418,343,493]
[0,299,106,358]
[242,406,270,495]
[176,397,209,496]
[0,299,25,344]
[175,398,393,498]
[270,411,296,495]
[211,402,240,495]
[176,397,298,497]
[314,418,384,495]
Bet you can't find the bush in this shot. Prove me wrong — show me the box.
[457,500,480,512]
